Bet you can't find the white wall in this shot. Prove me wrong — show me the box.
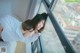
[0,1,12,17]
[11,0,31,21]
[0,0,41,21]
[0,0,32,21]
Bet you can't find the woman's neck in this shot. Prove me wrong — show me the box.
[21,25,37,38]
[23,30,35,38]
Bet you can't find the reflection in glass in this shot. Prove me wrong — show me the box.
[38,2,65,53]
[52,0,80,52]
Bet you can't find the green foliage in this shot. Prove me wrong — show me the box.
[65,0,80,2]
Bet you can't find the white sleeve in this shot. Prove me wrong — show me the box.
[6,42,17,53]
[0,15,20,41]
[0,15,13,29]
[0,15,20,30]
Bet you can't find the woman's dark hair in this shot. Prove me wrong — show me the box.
[22,13,48,33]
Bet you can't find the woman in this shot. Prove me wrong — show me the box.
[0,13,48,42]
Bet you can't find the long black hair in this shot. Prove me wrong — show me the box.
[22,13,48,33]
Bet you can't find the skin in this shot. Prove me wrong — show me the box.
[36,20,45,30]
[21,20,45,38]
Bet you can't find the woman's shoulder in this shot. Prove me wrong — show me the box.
[0,15,21,29]
[0,15,20,23]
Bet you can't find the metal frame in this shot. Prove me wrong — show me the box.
[43,0,50,8]
[43,0,76,53]
[31,36,45,53]
[43,0,55,8]
[31,0,76,53]
[39,36,45,53]
[49,0,55,8]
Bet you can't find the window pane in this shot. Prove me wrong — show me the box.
[38,2,66,53]
[52,0,80,52]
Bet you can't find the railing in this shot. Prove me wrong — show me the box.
[31,36,45,53]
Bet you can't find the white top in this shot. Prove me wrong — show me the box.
[0,15,40,42]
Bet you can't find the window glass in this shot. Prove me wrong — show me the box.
[38,2,66,53]
[52,0,80,52]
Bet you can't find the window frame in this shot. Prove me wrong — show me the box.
[43,0,76,53]
[32,0,76,53]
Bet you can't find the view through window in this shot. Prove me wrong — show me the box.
[52,0,80,53]
[38,2,66,53]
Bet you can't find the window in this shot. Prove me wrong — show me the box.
[52,0,80,52]
[38,2,66,53]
